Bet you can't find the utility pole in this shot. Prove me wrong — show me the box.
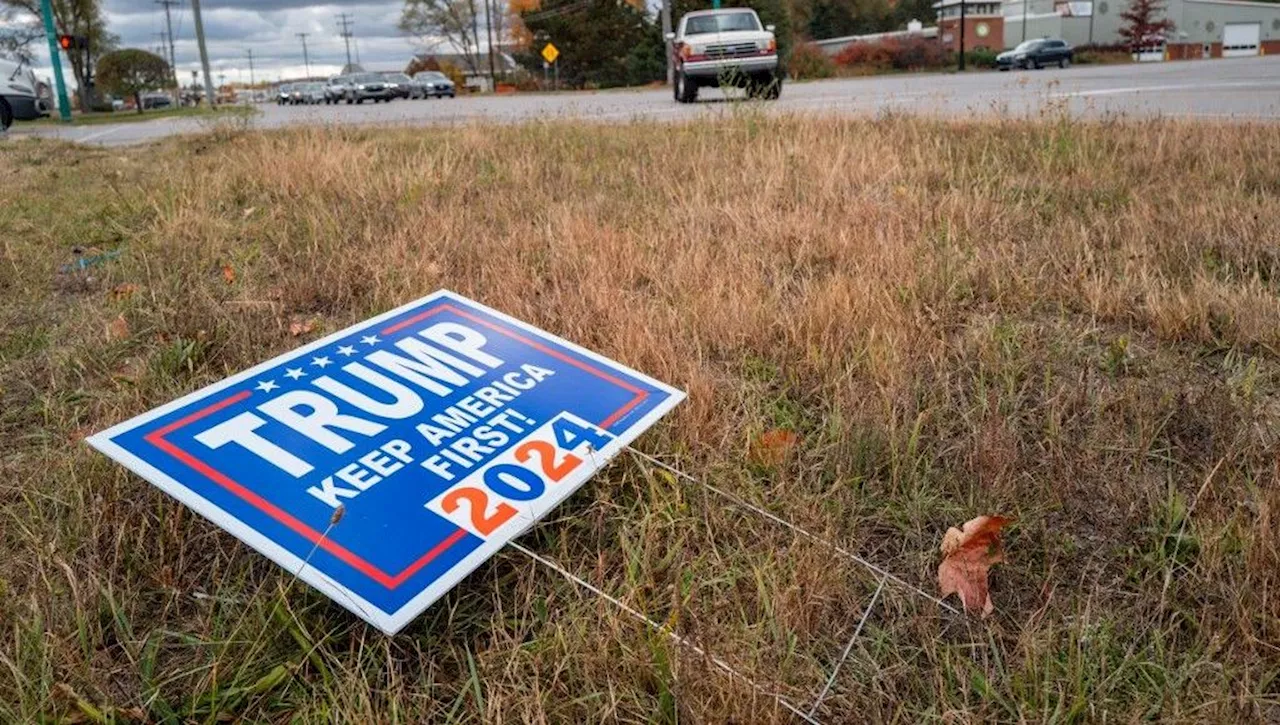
[484,0,496,85]
[191,0,216,106]
[245,48,255,94]
[336,13,355,70]
[1022,0,1029,41]
[39,0,72,121]
[156,0,179,98]
[296,32,311,78]
[958,0,966,70]
[661,0,673,85]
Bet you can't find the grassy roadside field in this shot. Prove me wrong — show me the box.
[1,113,1278,722]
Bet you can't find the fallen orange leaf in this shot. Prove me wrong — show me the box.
[749,428,799,467]
[222,265,235,284]
[938,515,1010,616]
[110,283,138,300]
[107,314,129,341]
[289,318,316,337]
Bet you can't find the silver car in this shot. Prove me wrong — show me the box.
[324,76,350,104]
[345,73,396,104]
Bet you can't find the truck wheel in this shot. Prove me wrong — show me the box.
[674,71,697,104]
[763,73,782,100]
[0,98,12,131]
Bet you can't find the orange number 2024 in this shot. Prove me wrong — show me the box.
[441,487,518,536]
[515,440,582,482]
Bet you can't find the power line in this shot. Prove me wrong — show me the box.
[296,32,311,78]
[335,13,355,70]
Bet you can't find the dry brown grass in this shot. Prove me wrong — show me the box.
[2,112,1279,723]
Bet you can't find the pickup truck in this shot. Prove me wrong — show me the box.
[667,8,781,103]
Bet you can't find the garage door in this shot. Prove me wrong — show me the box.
[1222,22,1261,57]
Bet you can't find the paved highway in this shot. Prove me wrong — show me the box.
[13,55,1280,146]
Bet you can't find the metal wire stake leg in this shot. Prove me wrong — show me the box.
[512,541,822,725]
[625,446,958,614]
[807,575,887,717]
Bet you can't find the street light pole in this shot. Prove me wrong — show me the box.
[958,0,967,70]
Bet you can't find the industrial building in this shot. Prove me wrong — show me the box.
[933,0,1280,57]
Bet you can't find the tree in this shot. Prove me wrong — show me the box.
[0,6,42,64]
[400,0,483,74]
[1118,0,1174,52]
[1,0,118,112]
[95,48,171,113]
[515,0,663,89]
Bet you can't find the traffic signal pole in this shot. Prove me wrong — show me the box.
[39,0,72,121]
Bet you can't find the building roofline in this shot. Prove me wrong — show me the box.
[1185,0,1280,8]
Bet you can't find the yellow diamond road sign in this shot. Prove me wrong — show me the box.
[541,43,560,64]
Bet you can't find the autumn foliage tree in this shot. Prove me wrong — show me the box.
[1118,0,1175,52]
[95,49,171,113]
[513,0,664,89]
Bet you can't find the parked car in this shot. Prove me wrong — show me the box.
[996,38,1074,70]
[1,58,50,129]
[411,71,456,99]
[345,73,396,104]
[324,76,350,104]
[667,8,780,103]
[381,72,414,99]
[141,93,172,110]
[277,83,294,105]
[290,82,325,105]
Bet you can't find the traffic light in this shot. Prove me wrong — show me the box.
[57,34,88,51]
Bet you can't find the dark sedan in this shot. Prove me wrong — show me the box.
[411,71,456,99]
[996,39,1074,70]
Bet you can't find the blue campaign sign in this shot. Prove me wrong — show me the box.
[88,291,684,633]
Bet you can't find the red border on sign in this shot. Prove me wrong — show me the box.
[144,302,648,590]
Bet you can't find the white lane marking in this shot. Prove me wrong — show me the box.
[76,126,126,143]
[1054,80,1280,98]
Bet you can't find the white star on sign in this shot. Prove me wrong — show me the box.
[255,380,279,393]
[336,345,357,357]
[311,355,332,368]
[283,367,306,381]
[360,335,381,346]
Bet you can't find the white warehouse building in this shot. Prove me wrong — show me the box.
[1002,0,1280,57]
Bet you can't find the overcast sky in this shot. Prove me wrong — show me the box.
[21,0,458,88]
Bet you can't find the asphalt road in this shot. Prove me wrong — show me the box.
[13,55,1280,147]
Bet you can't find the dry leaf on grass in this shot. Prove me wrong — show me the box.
[109,283,138,300]
[749,428,800,467]
[222,265,236,284]
[107,315,129,341]
[938,515,1010,616]
[289,318,316,337]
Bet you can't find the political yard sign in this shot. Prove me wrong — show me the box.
[88,291,684,634]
